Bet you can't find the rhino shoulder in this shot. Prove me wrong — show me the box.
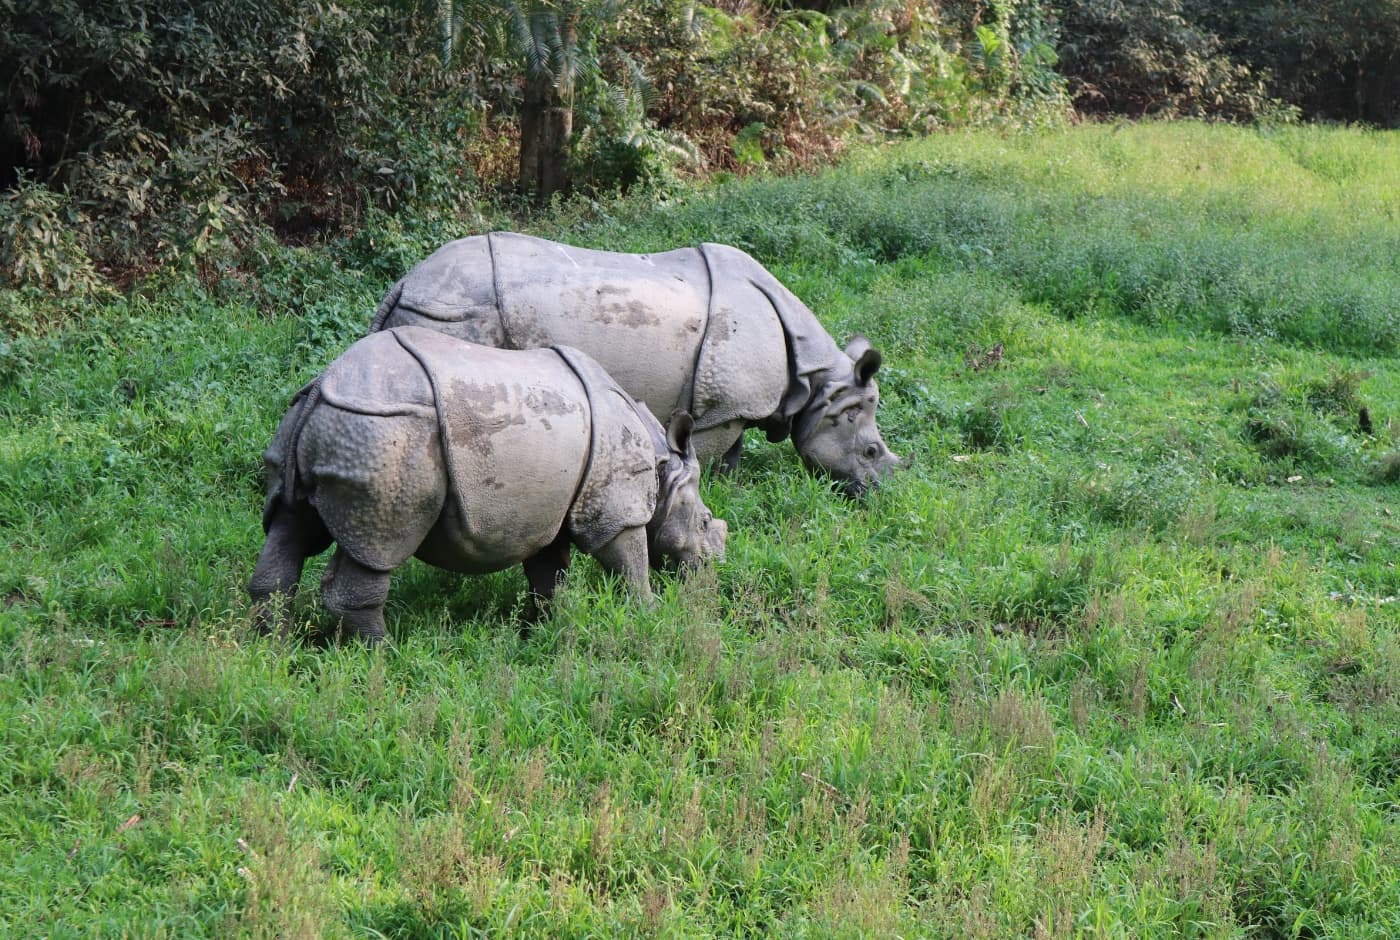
[553,345,661,554]
[686,244,794,431]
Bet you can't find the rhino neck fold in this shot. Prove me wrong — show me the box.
[748,278,848,445]
[686,244,720,420]
[787,369,848,450]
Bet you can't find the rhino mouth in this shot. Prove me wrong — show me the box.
[836,465,898,501]
[660,552,707,574]
[840,477,871,501]
[655,517,727,573]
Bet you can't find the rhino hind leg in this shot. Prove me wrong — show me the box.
[321,548,393,646]
[589,525,653,605]
[521,529,572,634]
[715,435,744,477]
[250,501,332,637]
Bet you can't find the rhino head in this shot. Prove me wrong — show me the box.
[792,335,901,499]
[649,411,728,570]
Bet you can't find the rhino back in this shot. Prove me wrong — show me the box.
[380,235,507,346]
[491,233,707,421]
[392,328,591,571]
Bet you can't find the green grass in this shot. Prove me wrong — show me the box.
[3,121,1400,937]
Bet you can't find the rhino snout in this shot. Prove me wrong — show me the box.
[705,517,729,562]
[677,517,728,571]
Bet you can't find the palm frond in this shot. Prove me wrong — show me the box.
[509,5,551,78]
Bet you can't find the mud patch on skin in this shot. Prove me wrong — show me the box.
[525,386,585,432]
[570,286,663,329]
[442,379,527,455]
[444,410,526,456]
[504,319,556,350]
[609,299,663,329]
[524,387,576,417]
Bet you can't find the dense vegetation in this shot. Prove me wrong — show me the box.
[3,122,1399,936]
[4,0,1398,291]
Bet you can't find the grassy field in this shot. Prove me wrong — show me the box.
[3,121,1400,937]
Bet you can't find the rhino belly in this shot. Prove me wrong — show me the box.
[491,233,707,420]
[690,419,746,464]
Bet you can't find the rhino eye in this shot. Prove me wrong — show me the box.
[864,443,880,459]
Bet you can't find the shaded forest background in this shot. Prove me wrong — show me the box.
[2,0,1398,292]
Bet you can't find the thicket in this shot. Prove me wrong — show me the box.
[0,0,475,281]
[1053,0,1400,123]
[1,0,1396,295]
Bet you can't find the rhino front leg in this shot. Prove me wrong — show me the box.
[589,525,653,605]
[321,548,393,646]
[249,502,331,637]
[691,420,745,472]
[521,530,572,633]
[716,435,743,477]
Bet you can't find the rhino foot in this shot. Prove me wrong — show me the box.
[249,501,331,638]
[715,435,743,478]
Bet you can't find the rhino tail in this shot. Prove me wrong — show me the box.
[368,277,406,332]
[262,377,323,532]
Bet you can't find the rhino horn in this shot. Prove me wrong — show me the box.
[844,334,883,386]
[667,410,697,456]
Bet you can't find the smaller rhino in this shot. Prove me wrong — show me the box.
[249,326,727,643]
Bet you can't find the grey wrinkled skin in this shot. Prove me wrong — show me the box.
[371,232,901,498]
[248,327,726,645]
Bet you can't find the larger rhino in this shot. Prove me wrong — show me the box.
[250,326,727,644]
[371,232,901,497]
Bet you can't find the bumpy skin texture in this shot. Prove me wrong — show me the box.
[249,327,725,643]
[372,232,900,496]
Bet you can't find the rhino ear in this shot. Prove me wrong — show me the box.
[845,334,882,386]
[667,410,697,457]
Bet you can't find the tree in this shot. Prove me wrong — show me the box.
[443,0,617,200]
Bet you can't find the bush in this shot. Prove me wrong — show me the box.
[0,0,474,273]
[627,0,1067,177]
[1189,0,1400,126]
[0,174,101,296]
[1051,0,1275,120]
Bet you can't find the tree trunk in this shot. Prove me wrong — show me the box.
[519,70,572,201]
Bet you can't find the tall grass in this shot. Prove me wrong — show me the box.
[3,122,1399,936]
[553,122,1400,354]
